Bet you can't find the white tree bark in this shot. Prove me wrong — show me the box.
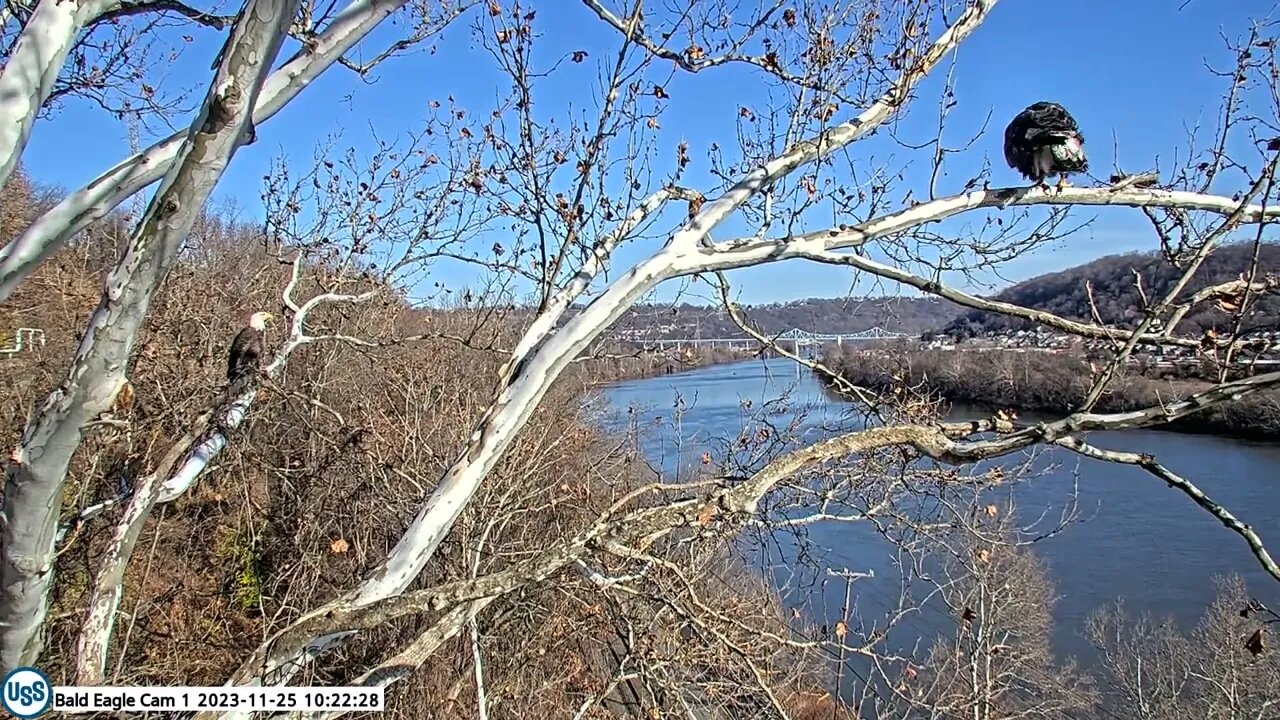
[218,0,1004,690]
[222,173,1280,694]
[215,363,1280,713]
[0,0,116,190]
[3,0,1270,708]
[351,0,1001,606]
[70,400,233,684]
[73,255,374,682]
[77,181,683,680]
[0,0,421,303]
[0,0,302,672]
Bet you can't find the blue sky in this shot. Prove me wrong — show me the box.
[18,0,1280,306]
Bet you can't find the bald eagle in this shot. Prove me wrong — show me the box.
[1003,101,1088,191]
[226,311,273,396]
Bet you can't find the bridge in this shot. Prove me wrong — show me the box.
[0,328,45,357]
[619,326,913,352]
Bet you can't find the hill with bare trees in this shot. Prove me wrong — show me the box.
[5,1,1280,718]
[938,242,1280,340]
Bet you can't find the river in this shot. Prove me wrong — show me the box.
[600,357,1280,664]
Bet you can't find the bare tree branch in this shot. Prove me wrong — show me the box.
[0,0,302,670]
[95,0,238,28]
[0,0,119,190]
[0,0,471,302]
[791,242,1274,351]
[73,254,376,682]
[1055,436,1280,583]
[211,358,1280,700]
[216,0,1003,690]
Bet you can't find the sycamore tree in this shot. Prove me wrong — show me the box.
[4,0,1280,717]
[0,0,472,673]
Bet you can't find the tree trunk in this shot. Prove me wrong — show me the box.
[0,0,413,303]
[0,0,114,190]
[0,0,302,671]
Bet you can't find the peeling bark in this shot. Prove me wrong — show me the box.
[0,0,419,302]
[72,408,215,683]
[222,364,1280,710]
[220,0,1003,689]
[350,0,1000,610]
[223,180,1280,691]
[74,270,374,681]
[0,0,303,672]
[0,0,115,190]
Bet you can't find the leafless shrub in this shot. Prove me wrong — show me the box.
[6,2,1280,719]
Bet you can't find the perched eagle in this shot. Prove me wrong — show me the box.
[1003,101,1088,190]
[226,311,273,396]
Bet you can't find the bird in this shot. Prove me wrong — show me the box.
[1003,101,1088,191]
[226,311,273,397]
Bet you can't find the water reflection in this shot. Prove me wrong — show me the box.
[600,357,1280,664]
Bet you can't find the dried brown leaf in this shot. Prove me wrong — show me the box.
[687,195,704,219]
[116,381,135,411]
[696,503,716,527]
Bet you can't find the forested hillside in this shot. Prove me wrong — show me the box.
[606,295,959,341]
[6,0,1280,717]
[940,242,1280,338]
[0,170,803,714]
[613,242,1280,344]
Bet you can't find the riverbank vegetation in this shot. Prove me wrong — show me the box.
[821,343,1280,439]
[5,0,1280,718]
[2,188,826,715]
[607,295,959,345]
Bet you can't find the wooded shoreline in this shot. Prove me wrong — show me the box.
[818,345,1280,441]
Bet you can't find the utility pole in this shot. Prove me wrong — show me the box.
[827,567,874,714]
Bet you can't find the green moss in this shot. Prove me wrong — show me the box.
[50,564,91,615]
[215,526,265,611]
[198,617,223,641]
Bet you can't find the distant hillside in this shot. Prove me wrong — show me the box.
[939,242,1280,339]
[601,296,959,342]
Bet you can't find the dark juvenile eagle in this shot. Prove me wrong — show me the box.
[226,311,273,396]
[1003,101,1088,191]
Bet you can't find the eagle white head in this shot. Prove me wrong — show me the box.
[248,311,274,331]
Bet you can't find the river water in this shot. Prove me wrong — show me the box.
[599,357,1280,663]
